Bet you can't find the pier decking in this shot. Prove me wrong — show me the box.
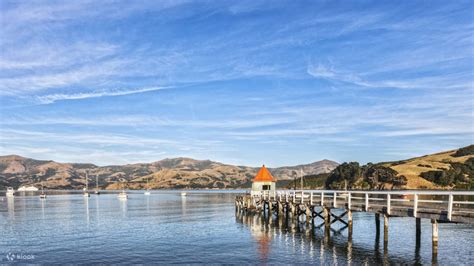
[235,190,474,258]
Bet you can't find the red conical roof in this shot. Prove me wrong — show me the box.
[253,165,275,182]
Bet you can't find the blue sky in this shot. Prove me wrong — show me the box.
[0,1,473,166]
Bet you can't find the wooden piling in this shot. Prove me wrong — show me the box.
[416,217,421,246]
[375,213,380,237]
[348,210,353,239]
[384,214,389,246]
[432,219,438,255]
[324,207,330,230]
[305,205,311,225]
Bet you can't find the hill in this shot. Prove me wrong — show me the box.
[323,145,474,190]
[382,145,474,189]
[0,156,338,190]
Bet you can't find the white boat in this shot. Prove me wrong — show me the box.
[117,190,128,200]
[39,183,47,199]
[144,177,151,195]
[94,174,101,195]
[181,192,187,197]
[18,186,39,192]
[6,187,15,198]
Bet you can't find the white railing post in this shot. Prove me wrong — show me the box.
[348,192,351,209]
[333,192,337,208]
[365,193,369,211]
[321,192,325,206]
[387,194,391,215]
[414,194,418,218]
[448,193,453,221]
[293,191,296,202]
[301,191,304,204]
[285,192,288,202]
[273,190,276,200]
[310,192,314,205]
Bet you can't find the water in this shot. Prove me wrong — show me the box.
[1,191,473,264]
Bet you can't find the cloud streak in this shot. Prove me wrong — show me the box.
[35,86,171,104]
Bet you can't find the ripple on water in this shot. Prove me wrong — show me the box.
[0,192,473,264]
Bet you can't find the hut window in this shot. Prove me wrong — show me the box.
[262,185,271,190]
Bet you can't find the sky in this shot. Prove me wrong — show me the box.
[0,0,473,167]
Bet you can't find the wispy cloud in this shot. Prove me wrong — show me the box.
[1,1,472,166]
[35,87,170,104]
[307,64,473,90]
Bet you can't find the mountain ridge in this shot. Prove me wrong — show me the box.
[0,155,339,190]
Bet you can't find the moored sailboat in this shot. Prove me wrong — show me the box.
[117,181,128,200]
[94,174,100,195]
[144,177,151,195]
[6,187,15,198]
[39,182,47,199]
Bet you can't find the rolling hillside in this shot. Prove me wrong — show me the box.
[382,145,474,189]
[0,156,338,190]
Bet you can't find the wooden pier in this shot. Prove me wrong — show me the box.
[235,190,474,259]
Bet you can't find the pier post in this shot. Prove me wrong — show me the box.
[415,218,421,263]
[383,214,389,246]
[323,207,330,230]
[431,219,438,256]
[416,218,421,246]
[305,205,311,225]
[348,210,353,240]
[375,213,380,237]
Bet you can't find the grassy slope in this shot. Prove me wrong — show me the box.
[382,150,474,189]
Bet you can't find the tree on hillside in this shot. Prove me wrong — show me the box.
[326,162,407,190]
[325,162,361,189]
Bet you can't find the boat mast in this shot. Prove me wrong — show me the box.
[85,170,88,191]
[96,174,99,190]
[300,168,304,190]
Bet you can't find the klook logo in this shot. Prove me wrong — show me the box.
[5,252,35,261]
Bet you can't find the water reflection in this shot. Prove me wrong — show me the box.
[95,195,100,223]
[235,211,408,265]
[85,197,90,226]
[181,195,187,216]
[7,196,15,218]
[41,197,45,220]
[120,198,127,218]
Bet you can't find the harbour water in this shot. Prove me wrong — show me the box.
[1,191,473,264]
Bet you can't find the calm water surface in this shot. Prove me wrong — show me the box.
[1,191,473,264]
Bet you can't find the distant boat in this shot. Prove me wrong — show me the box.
[39,183,46,199]
[6,187,15,198]
[117,190,128,200]
[181,192,187,197]
[117,180,128,199]
[144,177,151,195]
[18,186,39,192]
[94,174,100,195]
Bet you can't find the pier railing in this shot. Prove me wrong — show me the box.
[251,190,474,223]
